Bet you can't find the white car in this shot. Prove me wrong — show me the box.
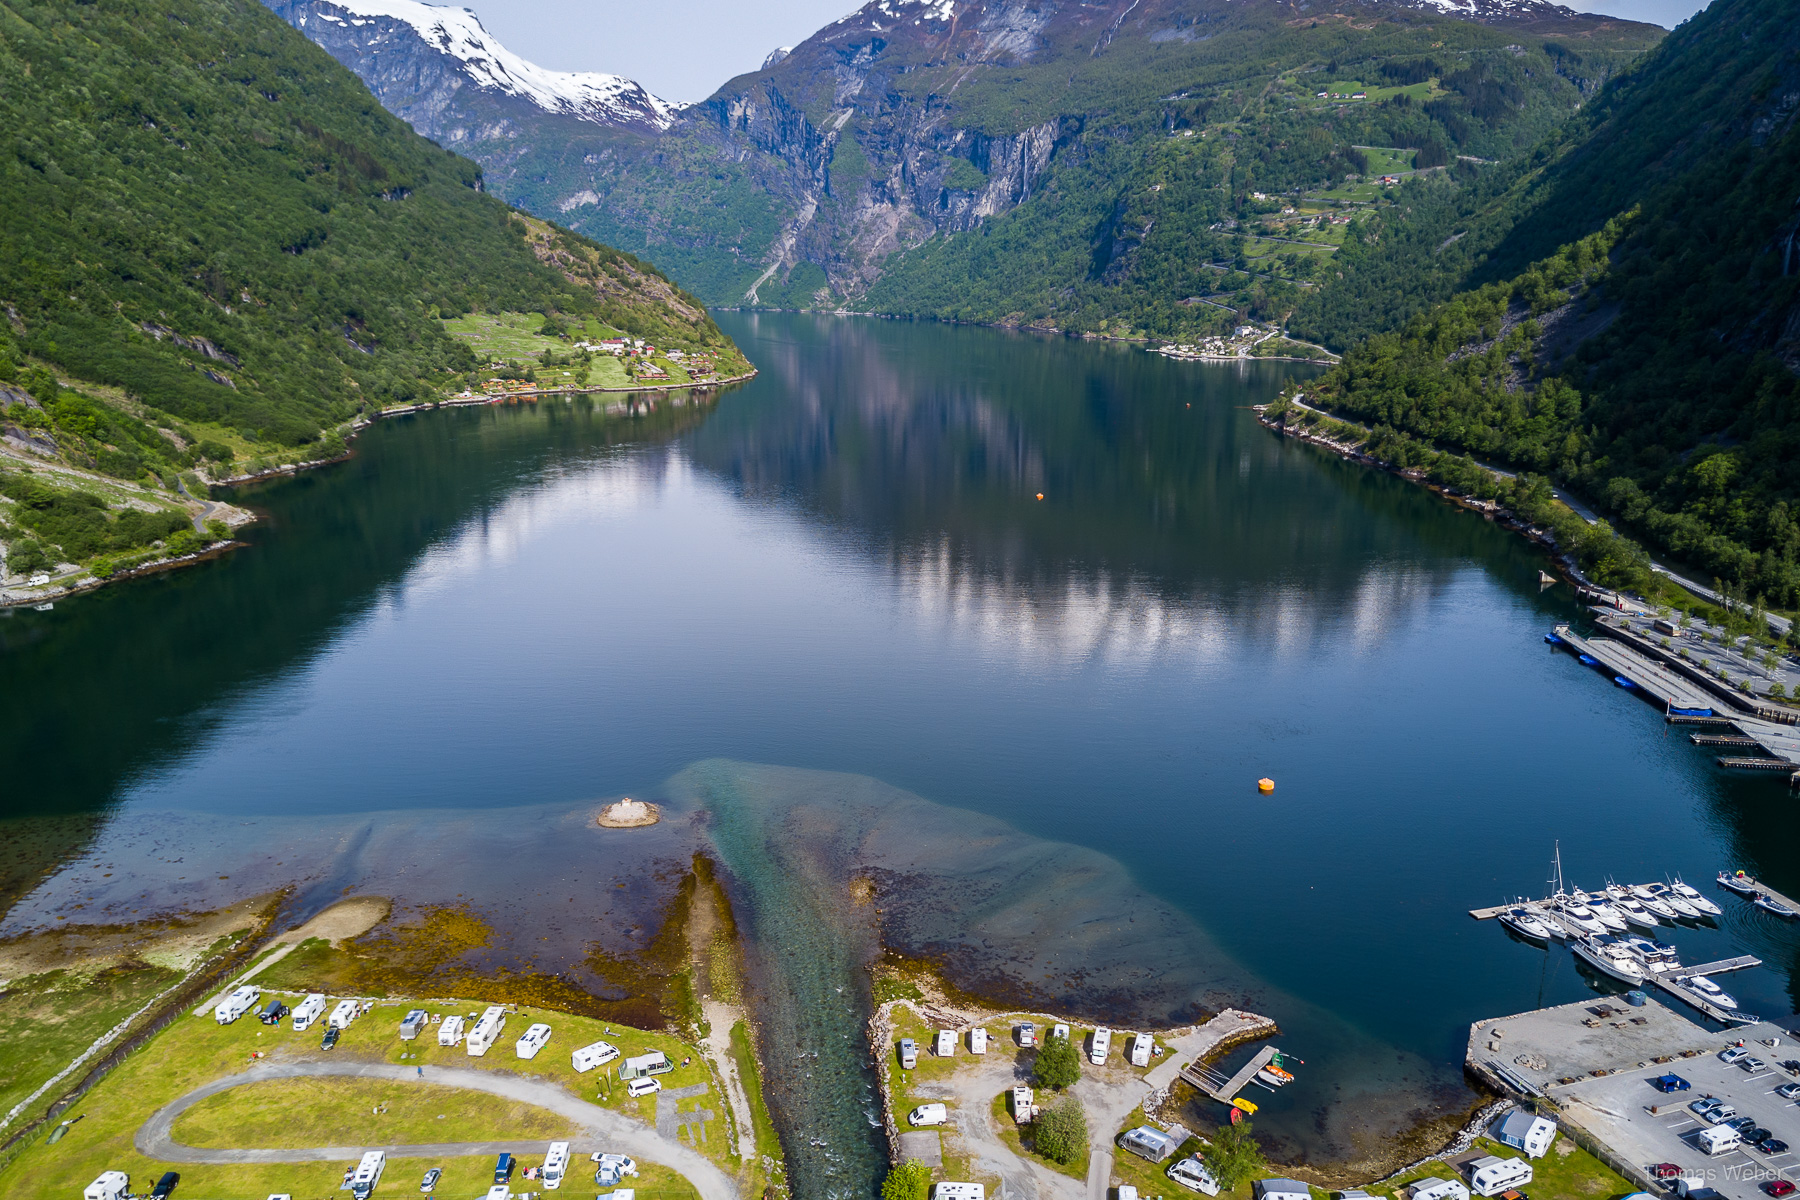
[515,1023,552,1060]
[1741,1057,1768,1073]
[626,1076,662,1098]
[909,1103,949,1127]
[592,1153,638,1185]
[1720,1046,1749,1064]
[1167,1158,1220,1196]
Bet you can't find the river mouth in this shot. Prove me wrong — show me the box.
[3,311,1796,1189]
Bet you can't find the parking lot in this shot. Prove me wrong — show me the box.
[1554,1021,1799,1200]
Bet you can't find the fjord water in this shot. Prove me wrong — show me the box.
[5,313,1798,1185]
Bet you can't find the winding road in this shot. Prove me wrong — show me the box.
[134,1060,739,1200]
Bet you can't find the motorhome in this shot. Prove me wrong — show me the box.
[1467,1156,1533,1197]
[1697,1126,1741,1156]
[290,994,326,1032]
[84,1171,129,1200]
[572,1040,620,1073]
[399,1009,429,1040]
[1129,1032,1154,1067]
[348,1151,385,1200]
[935,1029,956,1057]
[467,1006,507,1057]
[932,1185,985,1200]
[1010,1085,1037,1122]
[968,1027,988,1054]
[516,1022,552,1059]
[438,1014,466,1047]
[1119,1125,1179,1163]
[1089,1026,1112,1065]
[1409,1177,1470,1200]
[214,984,261,1025]
[1167,1158,1220,1196]
[620,1050,673,1079]
[541,1141,571,1190]
[327,999,359,1030]
[899,1038,918,1069]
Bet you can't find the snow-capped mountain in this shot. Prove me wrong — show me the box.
[266,0,674,135]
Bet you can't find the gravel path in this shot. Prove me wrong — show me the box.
[134,1059,739,1200]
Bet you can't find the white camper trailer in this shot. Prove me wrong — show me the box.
[1089,1026,1112,1065]
[572,1040,620,1073]
[466,1006,507,1057]
[932,1185,985,1200]
[438,1014,466,1047]
[1467,1156,1533,1197]
[935,1029,956,1057]
[290,993,326,1032]
[1129,1032,1154,1067]
[516,1022,552,1059]
[214,984,261,1025]
[399,1009,429,1040]
[348,1150,385,1200]
[84,1171,130,1200]
[969,1027,988,1054]
[1409,1177,1470,1200]
[328,999,360,1030]
[541,1141,571,1190]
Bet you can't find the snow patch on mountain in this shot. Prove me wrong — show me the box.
[310,0,676,128]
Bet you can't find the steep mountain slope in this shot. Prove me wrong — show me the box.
[269,0,1661,335]
[1291,0,1800,604]
[0,0,741,583]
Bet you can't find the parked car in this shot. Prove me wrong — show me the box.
[1742,1057,1769,1073]
[493,1152,513,1184]
[1780,1059,1800,1074]
[898,1038,918,1070]
[1740,1127,1773,1146]
[1762,1182,1795,1198]
[1720,1046,1749,1063]
[150,1172,180,1199]
[1703,1104,1738,1125]
[1777,1082,1800,1099]
[1016,1023,1037,1048]
[321,1026,341,1051]
[626,1077,661,1098]
[909,1104,949,1127]
[1689,1097,1723,1117]
[1757,1137,1790,1155]
[1649,1163,1682,1181]
[1725,1117,1759,1132]
[419,1167,442,1193]
[1652,1074,1691,1093]
[592,1153,638,1186]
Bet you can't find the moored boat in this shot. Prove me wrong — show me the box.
[1678,974,1738,1010]
[1718,870,1758,896]
[1499,907,1553,941]
[1550,899,1607,937]
[1572,937,1648,985]
[1574,890,1630,931]
[1753,892,1798,919]
[1671,878,1722,916]
[1630,884,1680,920]
[1643,882,1699,919]
[1605,887,1661,927]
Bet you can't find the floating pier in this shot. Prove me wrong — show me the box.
[1179,1045,1278,1102]
[1552,625,1717,712]
[1718,871,1800,916]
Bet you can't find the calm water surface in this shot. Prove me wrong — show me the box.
[4,313,1797,1190]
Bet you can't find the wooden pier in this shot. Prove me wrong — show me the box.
[1179,1046,1278,1102]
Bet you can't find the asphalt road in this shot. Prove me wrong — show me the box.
[134,1059,739,1200]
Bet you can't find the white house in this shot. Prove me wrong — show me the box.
[1491,1111,1557,1159]
[1467,1156,1533,1197]
[1409,1177,1469,1200]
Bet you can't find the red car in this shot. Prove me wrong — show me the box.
[1761,1180,1795,1198]
[1650,1164,1683,1181]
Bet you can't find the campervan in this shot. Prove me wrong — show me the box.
[1467,1156,1533,1197]
[259,1000,289,1026]
[1697,1126,1741,1156]
[899,1038,918,1069]
[438,1014,466,1047]
[328,999,359,1030]
[1119,1125,1179,1163]
[348,1151,385,1200]
[84,1171,129,1200]
[1409,1177,1470,1200]
[541,1141,571,1190]
[935,1029,956,1057]
[572,1040,620,1073]
[1168,1158,1220,1196]
[399,1009,429,1040]
[516,1022,552,1059]
[969,1027,988,1054]
[619,1050,672,1080]
[909,1103,949,1127]
[290,994,326,1032]
[1089,1026,1112,1065]
[214,984,261,1025]
[932,1185,985,1200]
[1129,1032,1153,1067]
[467,1006,507,1057]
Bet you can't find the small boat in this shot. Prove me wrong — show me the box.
[1499,907,1553,941]
[1255,1067,1292,1088]
[1545,631,1565,646]
[1574,891,1630,932]
[1719,870,1759,897]
[1579,654,1599,666]
[1753,893,1798,919]
[1642,882,1698,919]
[1614,675,1636,688]
[1670,878,1722,916]
[1630,885,1680,920]
[1231,1096,1258,1114]
[1572,937,1648,985]
[1680,975,1739,1010]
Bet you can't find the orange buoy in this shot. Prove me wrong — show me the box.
[1257,777,1275,793]
[1036,493,1044,500]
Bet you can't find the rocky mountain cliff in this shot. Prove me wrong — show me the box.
[269,0,1662,336]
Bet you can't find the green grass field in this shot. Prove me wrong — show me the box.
[169,1076,575,1147]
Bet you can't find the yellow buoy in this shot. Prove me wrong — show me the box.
[1257,777,1275,793]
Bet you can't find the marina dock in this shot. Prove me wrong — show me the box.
[1179,1045,1277,1102]
[1551,625,1717,712]
[1719,871,1800,915]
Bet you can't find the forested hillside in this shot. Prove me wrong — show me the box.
[1292,0,1800,604]
[0,0,743,585]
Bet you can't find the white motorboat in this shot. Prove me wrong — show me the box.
[1643,882,1700,919]
[1679,974,1739,1010]
[1573,890,1630,931]
[1718,870,1759,897]
[1552,899,1608,937]
[1630,884,1681,920]
[1670,878,1722,916]
[1572,938,1648,985]
[1753,892,1799,919]
[1499,907,1553,941]
[1624,937,1680,971]
[1605,886,1662,926]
